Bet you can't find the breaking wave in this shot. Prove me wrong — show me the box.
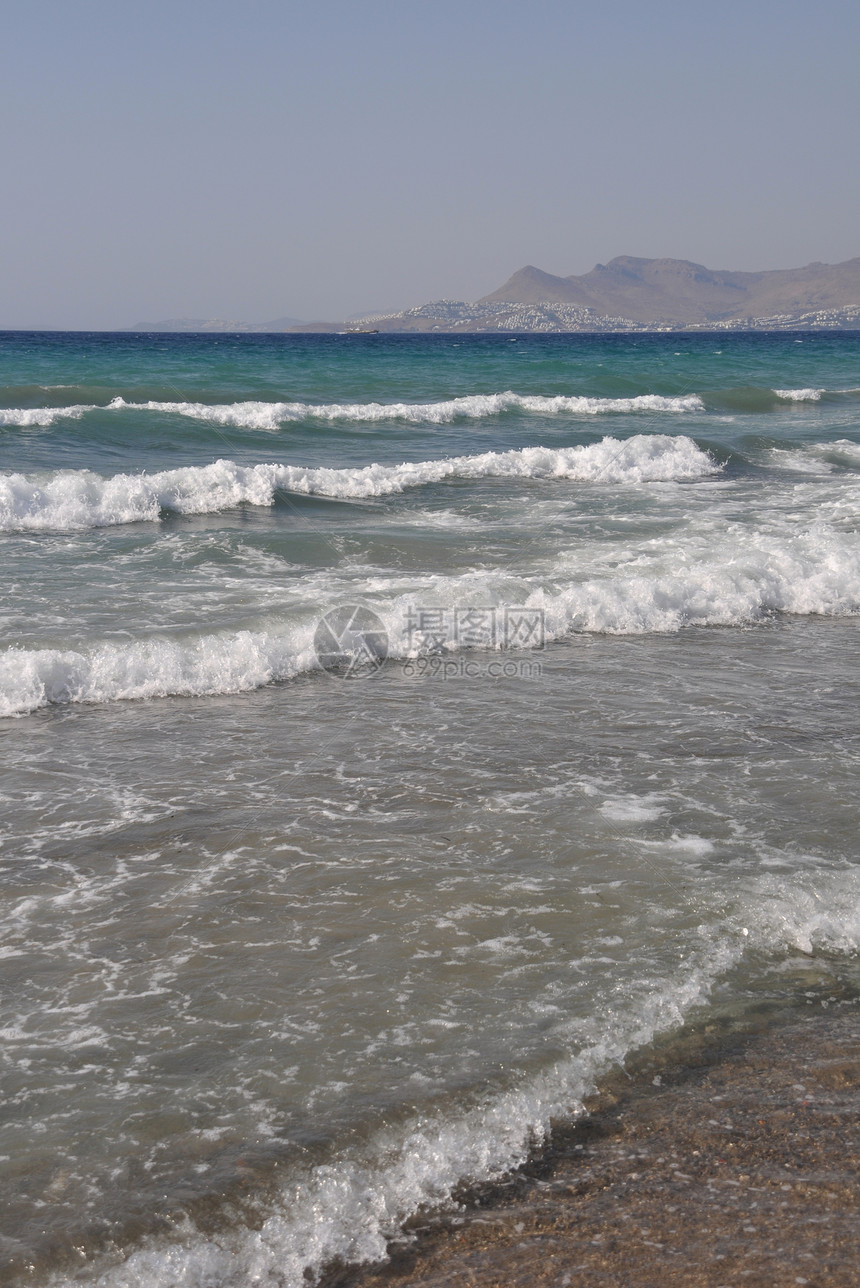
[0,391,704,430]
[7,387,860,432]
[44,860,860,1288]
[772,387,824,402]
[4,516,859,715]
[0,435,717,532]
[45,961,730,1288]
[767,439,860,473]
[0,403,92,426]
[113,392,706,427]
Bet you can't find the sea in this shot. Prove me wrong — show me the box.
[1,330,859,1286]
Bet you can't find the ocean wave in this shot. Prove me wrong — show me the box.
[0,404,92,426]
[46,943,737,1288]
[0,435,718,532]
[4,519,859,715]
[44,860,859,1288]
[117,392,706,427]
[698,385,860,414]
[767,439,860,473]
[772,387,823,401]
[0,629,316,718]
[0,391,704,430]
[7,387,860,431]
[746,868,860,958]
[770,386,860,405]
[12,386,860,430]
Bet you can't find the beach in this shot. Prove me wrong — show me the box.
[341,1003,860,1288]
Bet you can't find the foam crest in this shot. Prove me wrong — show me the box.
[48,954,731,1288]
[744,868,860,957]
[0,628,318,717]
[806,439,860,467]
[772,387,823,401]
[0,391,704,431]
[4,518,859,715]
[37,858,860,1288]
[111,391,706,427]
[0,435,717,532]
[532,525,860,636]
[11,387,860,432]
[0,403,92,426]
[768,439,860,474]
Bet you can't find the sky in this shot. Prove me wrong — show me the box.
[2,0,859,328]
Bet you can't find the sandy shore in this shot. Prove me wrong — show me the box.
[331,1003,859,1288]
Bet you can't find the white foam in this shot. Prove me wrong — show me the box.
[111,391,707,427]
[4,512,859,716]
[803,440,860,467]
[0,391,705,431]
[546,514,860,633]
[767,448,835,474]
[47,950,733,1288]
[768,440,860,474]
[772,388,823,401]
[744,867,860,957]
[38,865,860,1288]
[0,435,718,532]
[0,627,318,717]
[599,794,665,822]
[0,404,91,426]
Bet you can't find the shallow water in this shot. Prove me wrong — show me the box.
[0,331,858,1285]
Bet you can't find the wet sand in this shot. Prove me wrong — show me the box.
[333,1003,859,1288]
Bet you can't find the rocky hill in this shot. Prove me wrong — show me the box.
[127,258,860,334]
[478,256,860,326]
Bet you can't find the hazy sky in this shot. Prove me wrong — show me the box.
[3,0,859,327]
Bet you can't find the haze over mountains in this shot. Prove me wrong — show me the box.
[128,316,304,333]
[129,257,860,333]
[357,256,860,332]
[480,256,860,324]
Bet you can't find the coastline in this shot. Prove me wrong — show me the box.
[333,1001,860,1288]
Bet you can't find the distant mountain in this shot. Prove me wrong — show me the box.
[338,299,643,333]
[479,256,860,325]
[127,318,243,332]
[127,316,304,333]
[126,259,860,335]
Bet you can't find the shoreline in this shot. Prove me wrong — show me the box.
[332,1000,860,1288]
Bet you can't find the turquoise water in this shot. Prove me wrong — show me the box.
[1,331,859,1285]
